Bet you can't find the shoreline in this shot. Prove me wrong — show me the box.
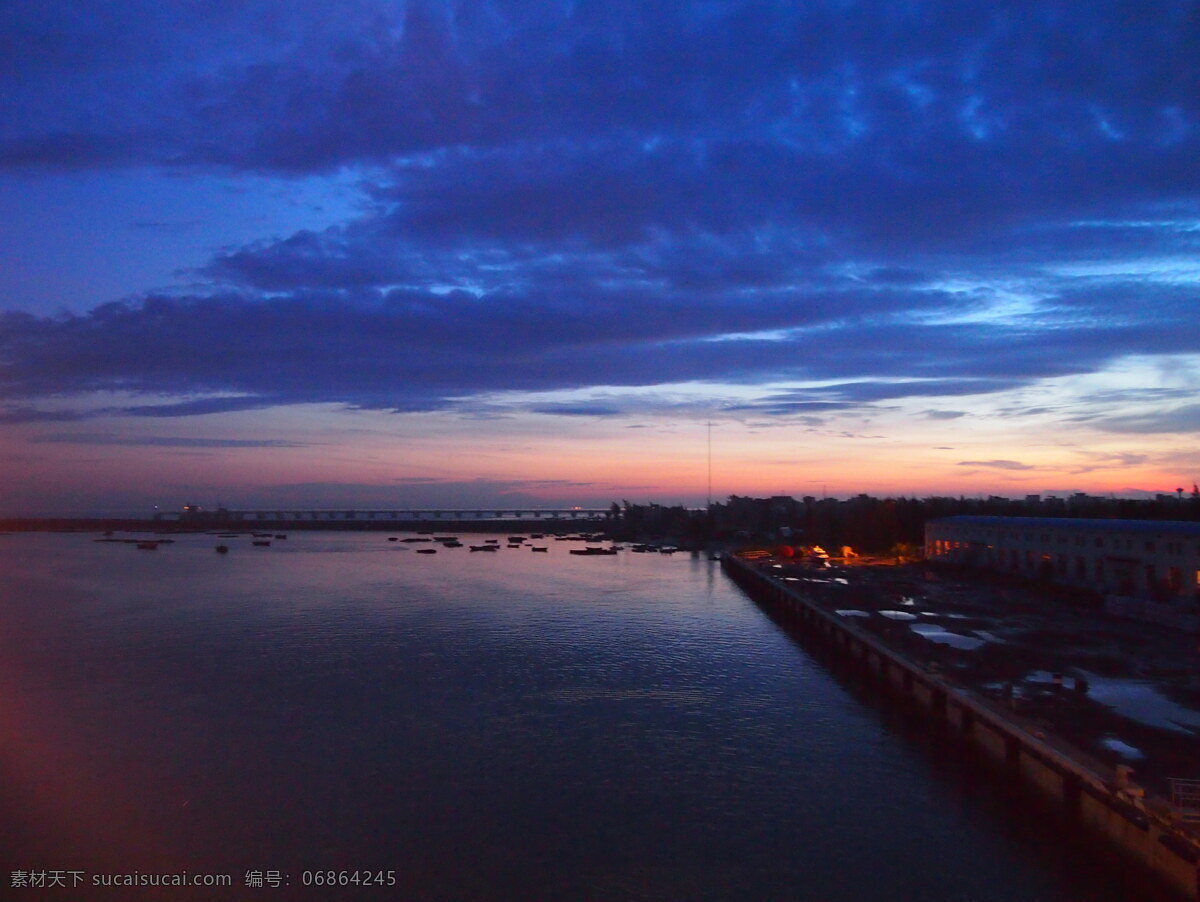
[0,517,611,535]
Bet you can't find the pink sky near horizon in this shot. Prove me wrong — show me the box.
[2,399,1192,514]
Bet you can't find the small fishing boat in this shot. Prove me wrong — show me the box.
[252,539,271,547]
[416,548,437,554]
[215,545,229,554]
[531,546,548,552]
[569,547,617,556]
[470,545,498,552]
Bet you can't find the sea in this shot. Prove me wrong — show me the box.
[0,531,1162,900]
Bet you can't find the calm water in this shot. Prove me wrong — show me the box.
[0,532,1154,900]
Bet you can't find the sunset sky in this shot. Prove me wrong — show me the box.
[2,1,1198,513]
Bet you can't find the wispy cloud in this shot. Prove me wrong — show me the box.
[33,433,309,448]
[1092,403,1200,435]
[923,410,967,420]
[957,460,1035,471]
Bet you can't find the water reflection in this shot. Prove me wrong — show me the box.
[0,532,1166,900]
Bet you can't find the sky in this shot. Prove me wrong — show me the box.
[1,0,1199,513]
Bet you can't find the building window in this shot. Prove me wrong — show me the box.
[1167,567,1182,594]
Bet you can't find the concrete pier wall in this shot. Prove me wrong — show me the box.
[721,555,1200,901]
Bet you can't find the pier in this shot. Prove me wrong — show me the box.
[156,507,612,524]
[722,553,1200,900]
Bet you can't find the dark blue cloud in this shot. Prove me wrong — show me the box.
[2,281,1191,420]
[0,405,90,424]
[6,2,1197,193]
[525,402,624,417]
[119,396,280,417]
[2,0,1198,426]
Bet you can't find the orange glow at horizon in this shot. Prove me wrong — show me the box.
[1,399,1193,512]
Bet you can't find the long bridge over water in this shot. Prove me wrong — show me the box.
[156,507,613,523]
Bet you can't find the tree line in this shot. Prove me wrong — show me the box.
[609,487,1200,553]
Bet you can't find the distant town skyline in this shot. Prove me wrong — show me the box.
[2,1,1198,513]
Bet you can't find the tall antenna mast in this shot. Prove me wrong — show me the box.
[706,420,713,510]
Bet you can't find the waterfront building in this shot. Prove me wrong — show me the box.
[925,516,1200,628]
